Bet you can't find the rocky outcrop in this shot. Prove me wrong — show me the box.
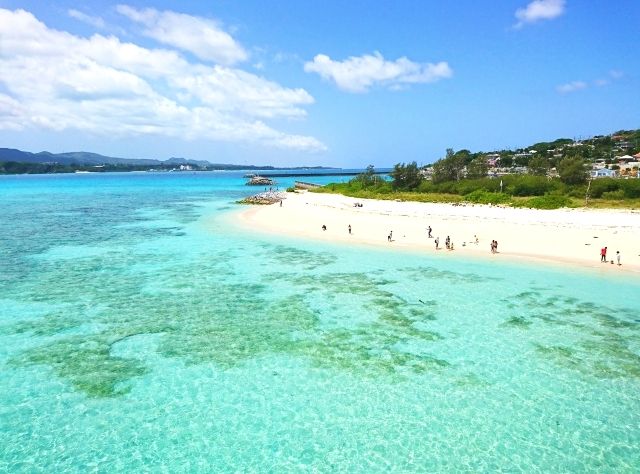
[238,191,286,205]
[246,176,275,186]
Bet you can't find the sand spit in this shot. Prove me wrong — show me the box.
[234,191,640,274]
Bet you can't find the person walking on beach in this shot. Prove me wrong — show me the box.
[435,237,439,250]
[600,246,607,262]
[427,226,432,238]
[445,236,450,250]
[348,225,351,235]
[616,251,621,266]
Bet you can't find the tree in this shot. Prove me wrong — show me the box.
[528,155,550,176]
[466,156,488,179]
[352,164,378,188]
[454,149,472,166]
[432,149,466,183]
[514,153,531,167]
[499,153,514,168]
[391,161,422,190]
[557,156,588,185]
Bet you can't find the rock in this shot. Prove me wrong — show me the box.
[238,191,287,205]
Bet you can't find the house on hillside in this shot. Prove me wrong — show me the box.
[617,155,635,164]
[591,168,617,178]
[485,153,500,167]
[618,162,640,178]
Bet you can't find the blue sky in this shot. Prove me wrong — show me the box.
[0,0,638,167]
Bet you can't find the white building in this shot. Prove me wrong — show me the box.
[591,168,617,178]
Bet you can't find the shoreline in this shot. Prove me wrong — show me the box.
[231,191,640,275]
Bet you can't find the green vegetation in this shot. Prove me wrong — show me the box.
[316,172,640,209]
[315,129,640,209]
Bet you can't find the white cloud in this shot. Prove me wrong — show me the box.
[556,81,587,93]
[116,4,247,66]
[68,9,106,29]
[304,52,452,93]
[0,8,325,152]
[514,0,566,28]
[559,70,624,93]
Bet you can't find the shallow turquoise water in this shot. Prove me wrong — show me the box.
[1,172,639,472]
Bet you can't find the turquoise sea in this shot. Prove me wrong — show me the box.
[1,172,639,472]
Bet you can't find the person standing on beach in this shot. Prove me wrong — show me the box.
[348,225,351,235]
[427,226,432,238]
[616,251,621,266]
[601,247,607,262]
[435,237,439,250]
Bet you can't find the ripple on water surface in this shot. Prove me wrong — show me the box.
[1,174,639,471]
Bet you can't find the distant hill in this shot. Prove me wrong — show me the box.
[0,148,212,167]
[0,148,334,170]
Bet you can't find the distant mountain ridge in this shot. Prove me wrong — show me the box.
[0,148,213,167]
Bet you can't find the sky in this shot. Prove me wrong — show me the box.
[0,0,638,167]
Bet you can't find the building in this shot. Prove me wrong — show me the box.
[616,155,635,164]
[591,168,617,178]
[618,162,640,178]
[485,153,500,167]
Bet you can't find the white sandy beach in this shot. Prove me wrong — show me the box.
[235,191,640,274]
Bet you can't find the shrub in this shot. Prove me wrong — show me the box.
[589,178,620,198]
[515,195,572,209]
[601,190,625,200]
[464,190,511,205]
[620,179,640,199]
[510,176,552,196]
[567,185,587,198]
